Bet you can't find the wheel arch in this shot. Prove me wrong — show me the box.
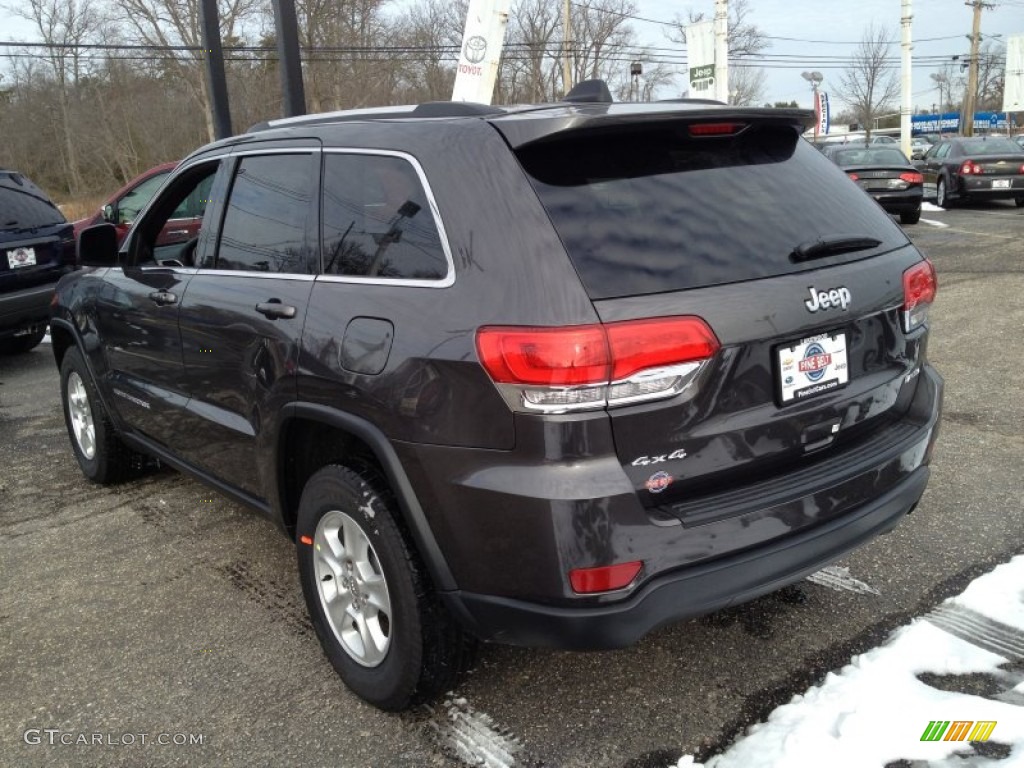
[277,403,457,592]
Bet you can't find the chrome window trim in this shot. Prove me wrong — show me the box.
[127,146,455,287]
[318,147,456,289]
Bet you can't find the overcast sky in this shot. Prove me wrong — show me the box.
[1,0,1022,110]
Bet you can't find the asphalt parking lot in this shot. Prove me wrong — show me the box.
[2,200,1022,768]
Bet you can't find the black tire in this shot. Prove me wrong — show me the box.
[296,464,475,711]
[900,208,921,225]
[0,326,46,355]
[59,347,135,484]
[935,177,952,208]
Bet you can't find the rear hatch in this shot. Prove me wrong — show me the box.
[498,109,930,521]
[1,171,75,294]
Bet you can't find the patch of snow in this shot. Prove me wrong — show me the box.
[922,202,946,212]
[675,555,1024,768]
[430,695,522,768]
[920,218,950,228]
[806,566,880,596]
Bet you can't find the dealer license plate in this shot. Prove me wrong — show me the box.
[992,179,1011,189]
[6,247,36,268]
[777,331,849,403]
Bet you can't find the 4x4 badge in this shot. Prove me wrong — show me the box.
[805,286,851,312]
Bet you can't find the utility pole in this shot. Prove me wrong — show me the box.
[199,0,231,140]
[563,0,572,95]
[900,0,912,158]
[714,0,729,103]
[962,0,992,137]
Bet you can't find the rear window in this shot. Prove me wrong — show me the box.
[834,148,910,166]
[516,124,908,299]
[0,172,66,231]
[957,138,1023,155]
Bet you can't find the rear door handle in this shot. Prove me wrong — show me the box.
[255,300,296,319]
[148,290,177,306]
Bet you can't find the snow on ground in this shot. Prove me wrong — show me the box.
[677,556,1024,768]
[922,202,946,212]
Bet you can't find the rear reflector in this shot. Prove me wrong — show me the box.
[846,172,860,181]
[899,172,924,184]
[689,122,745,136]
[902,259,937,332]
[569,561,643,594]
[476,317,720,413]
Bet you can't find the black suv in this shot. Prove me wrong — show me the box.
[52,86,942,710]
[1,170,75,354]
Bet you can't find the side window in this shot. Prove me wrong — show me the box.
[128,161,222,267]
[215,153,315,274]
[321,153,448,281]
[118,173,168,224]
[935,143,951,160]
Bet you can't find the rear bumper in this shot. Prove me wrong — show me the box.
[437,365,942,648]
[870,188,922,214]
[446,466,928,649]
[957,175,1024,199]
[0,281,55,338]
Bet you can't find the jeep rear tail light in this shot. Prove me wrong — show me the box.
[476,317,720,413]
[899,171,924,184]
[959,160,982,175]
[902,259,937,332]
[569,561,642,594]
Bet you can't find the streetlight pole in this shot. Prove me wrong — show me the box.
[901,0,913,158]
[802,71,823,141]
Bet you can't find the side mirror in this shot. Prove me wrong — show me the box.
[102,203,115,223]
[77,223,120,267]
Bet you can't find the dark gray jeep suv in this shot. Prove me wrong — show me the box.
[52,85,942,710]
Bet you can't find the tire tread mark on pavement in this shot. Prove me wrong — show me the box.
[218,560,314,638]
[925,604,1024,661]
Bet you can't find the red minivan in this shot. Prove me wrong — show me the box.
[73,162,211,247]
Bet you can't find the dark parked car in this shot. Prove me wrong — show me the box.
[52,84,943,710]
[73,161,211,247]
[825,146,923,225]
[917,136,1024,207]
[1,169,75,354]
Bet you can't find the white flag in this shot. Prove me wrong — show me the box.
[452,0,511,104]
[1004,35,1024,113]
[686,21,716,95]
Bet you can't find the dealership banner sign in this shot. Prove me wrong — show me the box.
[816,92,830,135]
[452,0,510,104]
[687,21,716,93]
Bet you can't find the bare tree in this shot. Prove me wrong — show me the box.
[112,0,263,141]
[671,0,768,104]
[9,0,101,195]
[832,24,899,138]
[976,41,1005,112]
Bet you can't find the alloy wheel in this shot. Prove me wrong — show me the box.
[66,372,96,460]
[313,509,392,667]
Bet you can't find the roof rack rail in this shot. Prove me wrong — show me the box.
[656,97,727,106]
[412,101,505,117]
[246,101,506,133]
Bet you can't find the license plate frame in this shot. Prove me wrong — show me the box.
[6,246,37,269]
[992,179,1011,189]
[776,330,850,404]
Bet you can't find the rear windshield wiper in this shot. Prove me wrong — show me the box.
[790,235,883,263]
